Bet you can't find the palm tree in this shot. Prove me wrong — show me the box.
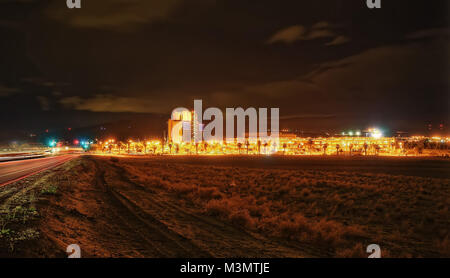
[221,141,226,154]
[307,139,314,154]
[374,144,380,156]
[120,142,125,154]
[323,143,328,155]
[237,142,242,154]
[415,141,425,155]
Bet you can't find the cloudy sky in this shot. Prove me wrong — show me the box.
[0,0,448,138]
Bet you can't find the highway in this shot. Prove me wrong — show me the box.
[0,155,77,187]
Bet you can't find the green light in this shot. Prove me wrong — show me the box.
[48,140,57,147]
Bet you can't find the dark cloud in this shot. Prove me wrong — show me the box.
[59,94,170,113]
[267,21,349,46]
[267,25,307,44]
[406,28,450,40]
[325,36,350,46]
[46,0,184,30]
[205,33,449,130]
[280,114,337,120]
[0,85,20,97]
[0,0,448,135]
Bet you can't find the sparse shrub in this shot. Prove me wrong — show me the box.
[343,225,366,239]
[41,185,58,195]
[0,228,10,238]
[279,220,300,239]
[229,209,254,229]
[278,214,311,240]
[205,199,231,218]
[312,219,345,246]
[6,228,40,252]
[336,243,366,258]
[300,188,312,198]
[247,204,269,218]
[168,183,196,196]
[198,187,222,200]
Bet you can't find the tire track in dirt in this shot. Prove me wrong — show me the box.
[100,158,313,257]
[92,158,212,257]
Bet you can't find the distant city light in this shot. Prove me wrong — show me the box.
[369,128,383,139]
[80,140,92,150]
[48,139,57,147]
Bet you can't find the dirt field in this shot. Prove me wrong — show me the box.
[0,155,449,257]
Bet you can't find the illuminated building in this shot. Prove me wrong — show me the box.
[168,110,203,143]
[168,110,191,142]
[93,117,450,157]
[191,110,204,143]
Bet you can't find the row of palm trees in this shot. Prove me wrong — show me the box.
[167,140,273,155]
[165,140,384,156]
[279,141,383,156]
[97,138,428,156]
[101,141,160,154]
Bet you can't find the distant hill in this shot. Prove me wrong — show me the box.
[0,111,168,144]
[73,113,167,141]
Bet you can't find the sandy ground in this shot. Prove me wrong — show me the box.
[0,155,448,257]
[0,156,310,257]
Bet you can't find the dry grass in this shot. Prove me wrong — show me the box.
[0,160,81,255]
[116,157,450,257]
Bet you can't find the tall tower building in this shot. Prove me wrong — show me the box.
[168,110,192,143]
[191,110,201,143]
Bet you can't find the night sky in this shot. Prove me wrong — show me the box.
[0,0,448,140]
